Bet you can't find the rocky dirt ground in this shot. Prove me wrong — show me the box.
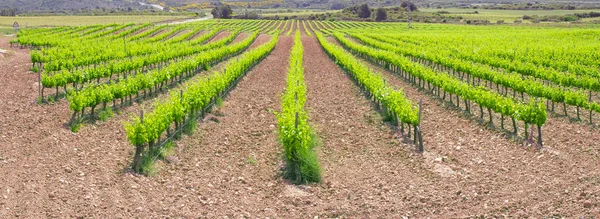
[0,33,599,218]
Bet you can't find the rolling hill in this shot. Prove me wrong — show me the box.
[2,0,599,13]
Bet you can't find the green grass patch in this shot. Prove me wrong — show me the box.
[215,97,224,108]
[0,27,16,35]
[0,15,191,27]
[183,115,197,135]
[70,118,82,133]
[247,155,257,165]
[282,130,321,184]
[98,108,114,122]
[136,140,177,175]
[420,8,600,22]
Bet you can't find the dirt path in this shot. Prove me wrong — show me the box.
[328,36,600,217]
[164,15,213,25]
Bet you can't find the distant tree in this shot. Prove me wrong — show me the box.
[400,1,417,11]
[220,5,232,18]
[563,15,578,22]
[331,3,345,10]
[211,7,221,18]
[358,4,371,18]
[401,1,417,28]
[212,5,233,19]
[375,8,387,21]
[0,8,16,16]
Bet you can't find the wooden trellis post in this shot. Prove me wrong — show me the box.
[537,124,543,147]
[417,99,424,153]
[133,110,145,171]
[295,112,299,130]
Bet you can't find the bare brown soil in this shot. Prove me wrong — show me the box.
[327,36,600,217]
[207,31,231,43]
[148,29,166,38]
[264,21,278,33]
[311,21,325,32]
[290,20,298,35]
[1,33,599,218]
[112,25,134,36]
[188,30,208,41]
[165,29,188,41]
[274,21,285,33]
[300,21,311,36]
[129,26,152,38]
[283,21,293,35]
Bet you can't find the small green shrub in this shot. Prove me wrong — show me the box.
[248,155,257,165]
[70,120,82,133]
[137,150,157,175]
[183,115,197,135]
[216,97,224,108]
[282,130,321,184]
[136,140,176,175]
[98,108,114,122]
[160,141,176,159]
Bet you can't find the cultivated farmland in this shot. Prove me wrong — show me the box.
[2,20,600,217]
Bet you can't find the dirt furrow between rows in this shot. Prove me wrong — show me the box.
[292,36,442,217]
[328,36,600,217]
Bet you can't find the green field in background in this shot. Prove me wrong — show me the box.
[421,8,597,16]
[259,10,341,17]
[420,8,600,22]
[0,15,191,27]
